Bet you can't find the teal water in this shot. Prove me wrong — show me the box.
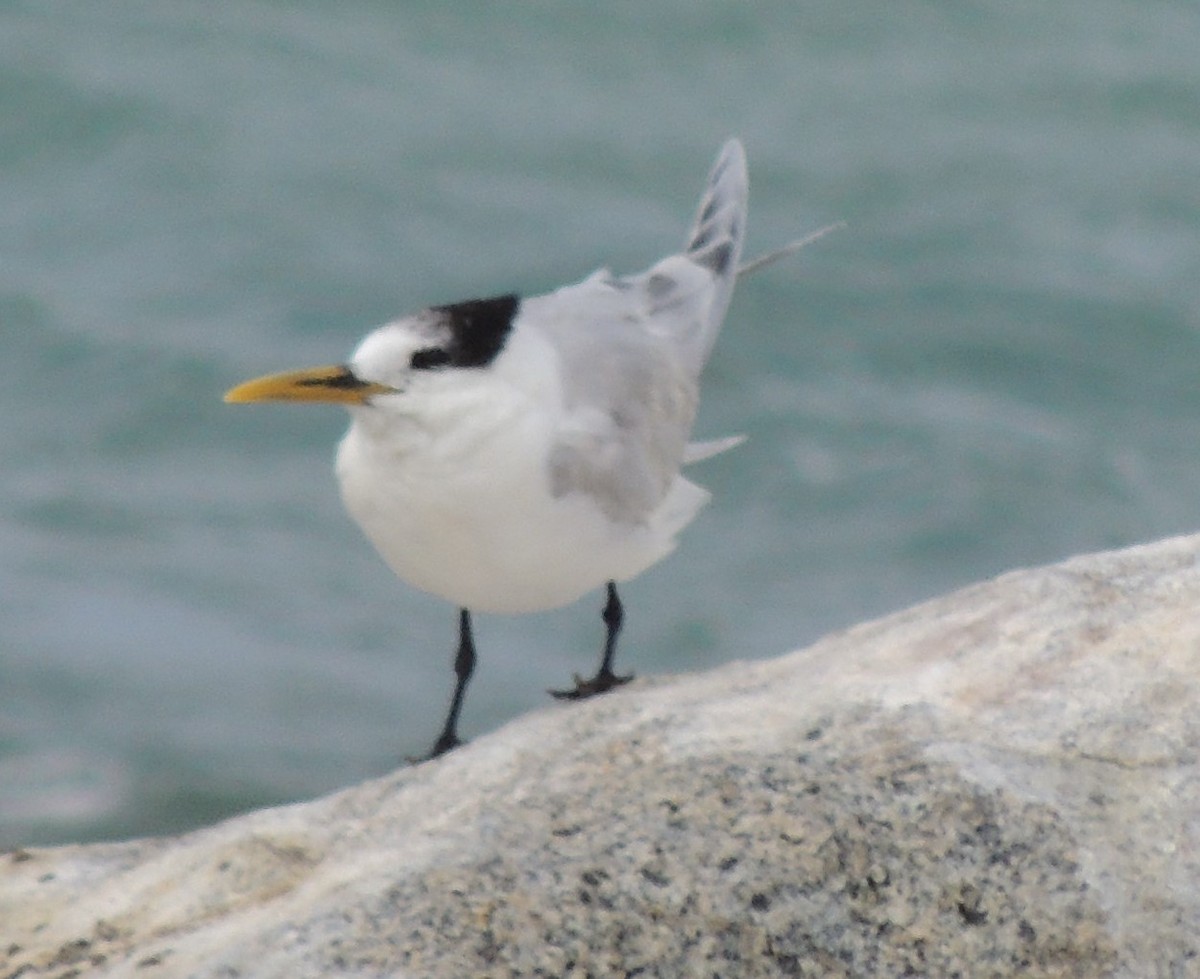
[3,2,1199,846]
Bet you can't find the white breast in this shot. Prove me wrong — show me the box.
[337,425,693,614]
[334,313,714,614]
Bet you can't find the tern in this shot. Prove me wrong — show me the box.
[225,139,834,760]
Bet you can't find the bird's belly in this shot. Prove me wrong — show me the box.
[336,429,674,614]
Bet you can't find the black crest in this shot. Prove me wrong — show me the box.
[427,294,520,369]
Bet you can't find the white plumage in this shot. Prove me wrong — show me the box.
[334,139,748,614]
[226,139,830,758]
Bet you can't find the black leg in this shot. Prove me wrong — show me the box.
[550,581,634,700]
[419,609,476,761]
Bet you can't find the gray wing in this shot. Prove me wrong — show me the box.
[525,139,748,524]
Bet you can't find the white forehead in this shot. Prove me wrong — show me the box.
[350,315,446,380]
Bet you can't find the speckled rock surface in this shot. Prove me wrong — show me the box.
[4,535,1200,977]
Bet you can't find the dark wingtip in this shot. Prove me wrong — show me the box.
[694,241,733,274]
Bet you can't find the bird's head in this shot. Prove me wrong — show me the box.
[224,294,520,409]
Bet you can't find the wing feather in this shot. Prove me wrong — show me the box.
[526,140,749,524]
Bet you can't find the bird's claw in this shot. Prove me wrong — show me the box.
[549,669,633,701]
[406,731,464,765]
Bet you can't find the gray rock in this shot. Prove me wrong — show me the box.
[4,535,1200,977]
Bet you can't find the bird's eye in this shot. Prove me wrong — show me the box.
[410,348,452,370]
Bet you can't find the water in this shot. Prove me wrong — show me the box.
[3,1,1199,846]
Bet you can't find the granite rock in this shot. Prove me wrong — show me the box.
[4,535,1200,977]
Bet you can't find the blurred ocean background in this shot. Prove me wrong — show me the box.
[3,1,1199,847]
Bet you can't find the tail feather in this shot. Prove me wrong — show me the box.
[737,222,846,278]
[683,434,746,464]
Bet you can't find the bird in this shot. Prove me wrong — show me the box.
[225,139,834,760]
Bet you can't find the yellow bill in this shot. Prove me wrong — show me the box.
[224,365,395,405]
